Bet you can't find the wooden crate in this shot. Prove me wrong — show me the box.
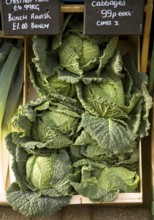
[25,35,144,205]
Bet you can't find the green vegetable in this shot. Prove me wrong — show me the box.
[29,36,75,97]
[0,47,22,136]
[26,155,54,190]
[10,95,82,149]
[59,34,100,75]
[30,16,119,89]
[0,42,13,63]
[0,44,23,191]
[81,73,125,106]
[5,14,152,218]
[7,182,70,217]
[76,113,137,155]
[6,133,72,217]
[71,164,139,202]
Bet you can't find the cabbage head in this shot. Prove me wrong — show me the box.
[59,34,100,75]
[6,133,72,217]
[26,155,54,190]
[47,74,75,97]
[84,74,125,106]
[29,61,75,97]
[40,105,80,136]
[76,73,126,118]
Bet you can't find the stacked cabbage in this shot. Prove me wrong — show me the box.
[6,14,152,217]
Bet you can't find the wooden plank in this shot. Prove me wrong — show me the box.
[23,36,33,105]
[149,41,154,94]
[141,0,153,73]
[0,30,24,39]
[60,4,84,12]
[23,36,28,105]
[151,98,154,215]
[70,193,142,204]
[0,193,7,205]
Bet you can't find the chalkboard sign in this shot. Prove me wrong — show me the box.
[84,0,145,35]
[1,0,60,35]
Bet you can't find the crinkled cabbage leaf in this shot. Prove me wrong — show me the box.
[11,96,82,149]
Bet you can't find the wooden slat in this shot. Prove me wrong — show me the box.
[23,36,28,105]
[60,4,84,13]
[0,30,24,39]
[141,0,153,73]
[70,193,142,204]
[0,193,7,205]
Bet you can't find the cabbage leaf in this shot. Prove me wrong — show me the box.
[7,183,70,217]
[80,112,137,155]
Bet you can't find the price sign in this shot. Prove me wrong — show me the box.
[1,0,60,35]
[84,0,145,35]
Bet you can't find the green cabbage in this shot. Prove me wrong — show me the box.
[59,34,100,75]
[82,74,125,106]
[30,15,119,86]
[71,163,139,202]
[28,32,76,97]
[6,133,73,217]
[26,155,54,190]
[11,96,82,149]
[6,14,153,218]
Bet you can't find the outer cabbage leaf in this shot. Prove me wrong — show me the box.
[76,76,141,119]
[80,112,137,155]
[71,182,119,202]
[10,133,72,151]
[72,130,139,170]
[51,150,73,196]
[52,13,73,51]
[71,165,119,202]
[98,167,140,192]
[71,163,139,202]
[123,53,153,138]
[137,84,153,137]
[29,61,75,97]
[57,67,103,84]
[7,183,70,217]
[73,158,106,170]
[106,48,123,76]
[32,35,57,78]
[6,133,35,191]
[11,96,82,148]
[96,36,119,76]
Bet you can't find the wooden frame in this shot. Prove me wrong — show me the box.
[141,0,153,73]
[0,0,153,206]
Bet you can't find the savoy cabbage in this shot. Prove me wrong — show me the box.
[5,14,153,218]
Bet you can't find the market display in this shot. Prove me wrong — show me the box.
[5,14,152,217]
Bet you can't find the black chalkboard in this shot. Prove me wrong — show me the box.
[1,0,60,35]
[84,0,145,35]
